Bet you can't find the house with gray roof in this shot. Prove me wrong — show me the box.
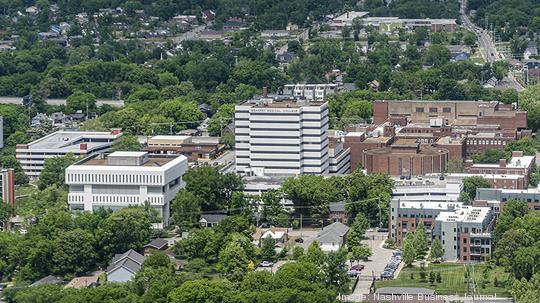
[143,238,168,256]
[106,249,145,282]
[30,275,64,287]
[199,213,228,227]
[316,221,349,252]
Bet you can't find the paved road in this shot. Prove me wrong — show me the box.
[173,24,207,43]
[460,0,524,91]
[0,96,124,107]
[350,232,398,301]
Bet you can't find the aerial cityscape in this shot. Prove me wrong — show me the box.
[0,0,539,302]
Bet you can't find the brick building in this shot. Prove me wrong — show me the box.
[390,199,495,262]
[373,100,527,131]
[145,135,224,162]
[464,151,535,185]
[363,139,449,176]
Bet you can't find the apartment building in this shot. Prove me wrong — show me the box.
[65,151,188,224]
[476,187,540,211]
[390,198,494,262]
[0,168,14,206]
[235,96,329,176]
[434,206,494,262]
[390,199,463,245]
[16,130,121,179]
[392,182,462,202]
[280,84,341,101]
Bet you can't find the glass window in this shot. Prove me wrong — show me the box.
[443,107,451,113]
[416,107,424,113]
[429,107,438,113]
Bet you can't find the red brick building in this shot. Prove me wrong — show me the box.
[373,100,527,131]
[465,151,536,185]
[363,139,449,176]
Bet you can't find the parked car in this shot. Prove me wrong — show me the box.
[348,269,361,277]
[260,261,274,267]
[295,238,304,243]
[351,264,365,271]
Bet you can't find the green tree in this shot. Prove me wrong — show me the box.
[321,249,349,292]
[351,245,372,262]
[292,245,304,260]
[52,229,96,276]
[168,280,228,303]
[347,213,370,248]
[38,153,78,190]
[260,236,276,261]
[96,207,151,262]
[462,176,491,200]
[305,241,325,266]
[171,189,202,231]
[402,232,415,266]
[218,239,249,282]
[413,221,428,259]
[65,91,96,115]
[112,134,140,151]
[429,238,444,262]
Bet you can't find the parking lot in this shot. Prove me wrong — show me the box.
[288,228,319,250]
[350,231,402,300]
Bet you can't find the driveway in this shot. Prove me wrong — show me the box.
[288,229,319,250]
[350,231,397,300]
[256,260,288,273]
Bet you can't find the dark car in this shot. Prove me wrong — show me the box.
[351,265,365,271]
[295,238,304,243]
[405,175,411,180]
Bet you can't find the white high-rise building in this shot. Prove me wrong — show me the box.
[65,151,188,224]
[235,97,329,176]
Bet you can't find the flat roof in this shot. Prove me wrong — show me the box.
[149,135,191,141]
[394,200,463,210]
[108,151,147,157]
[436,206,490,223]
[472,155,534,169]
[20,131,119,152]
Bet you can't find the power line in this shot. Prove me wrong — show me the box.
[175,197,383,216]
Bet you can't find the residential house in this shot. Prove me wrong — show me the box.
[315,221,349,252]
[329,201,347,223]
[223,18,246,32]
[143,238,169,256]
[451,52,470,62]
[523,42,538,60]
[483,77,498,88]
[25,6,39,15]
[199,214,228,227]
[368,80,380,91]
[276,52,296,65]
[106,249,145,282]
[30,275,63,287]
[252,227,288,247]
[64,271,102,289]
[201,10,216,23]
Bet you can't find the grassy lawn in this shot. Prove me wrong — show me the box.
[376,263,511,296]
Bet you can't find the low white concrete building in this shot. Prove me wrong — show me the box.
[65,151,188,224]
[16,130,121,179]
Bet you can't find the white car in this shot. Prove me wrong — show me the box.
[260,261,274,267]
